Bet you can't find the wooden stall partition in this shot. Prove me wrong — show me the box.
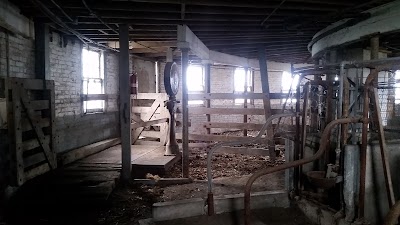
[174,92,295,153]
[131,93,170,145]
[6,78,57,186]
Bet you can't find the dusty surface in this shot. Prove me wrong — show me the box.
[155,207,311,225]
[161,146,285,201]
[1,145,286,225]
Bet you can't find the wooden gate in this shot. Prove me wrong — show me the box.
[6,78,57,186]
[131,93,170,145]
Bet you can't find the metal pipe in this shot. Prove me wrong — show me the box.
[359,68,382,219]
[384,200,400,225]
[206,113,296,215]
[244,117,362,225]
[371,87,395,207]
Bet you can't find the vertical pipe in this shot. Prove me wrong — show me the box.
[359,69,378,219]
[344,145,360,222]
[294,74,301,194]
[205,63,211,135]
[181,49,190,178]
[119,24,132,182]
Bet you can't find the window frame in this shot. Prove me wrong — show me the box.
[234,68,253,105]
[81,47,106,114]
[187,64,205,105]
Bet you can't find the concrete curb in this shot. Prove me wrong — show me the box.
[152,190,289,221]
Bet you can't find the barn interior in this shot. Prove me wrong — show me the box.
[2,0,400,224]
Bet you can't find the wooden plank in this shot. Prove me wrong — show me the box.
[141,131,162,139]
[81,94,108,101]
[132,98,162,142]
[175,133,266,142]
[131,106,166,114]
[24,152,46,168]
[21,117,50,132]
[11,86,25,185]
[188,93,286,100]
[24,163,51,181]
[19,88,57,169]
[131,118,169,129]
[131,93,168,100]
[30,100,49,110]
[23,135,50,151]
[8,78,54,90]
[59,138,121,166]
[188,107,266,115]
[202,122,263,130]
[217,147,270,156]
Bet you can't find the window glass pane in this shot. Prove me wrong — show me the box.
[82,48,105,113]
[187,65,204,92]
[82,49,101,79]
[188,100,204,105]
[234,68,246,92]
[84,100,105,113]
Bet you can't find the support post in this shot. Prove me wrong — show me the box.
[204,63,211,135]
[119,24,132,182]
[257,46,275,161]
[181,48,190,178]
[243,67,248,137]
[34,22,50,80]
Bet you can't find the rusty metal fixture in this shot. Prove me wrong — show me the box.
[206,113,296,215]
[244,117,362,225]
[359,68,395,219]
[384,200,400,225]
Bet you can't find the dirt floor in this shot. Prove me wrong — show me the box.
[1,145,287,225]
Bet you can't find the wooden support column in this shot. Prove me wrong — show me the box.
[243,67,248,137]
[257,46,275,161]
[181,48,190,178]
[204,63,211,135]
[34,22,50,80]
[119,24,132,182]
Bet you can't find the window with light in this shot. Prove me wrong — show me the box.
[82,48,105,113]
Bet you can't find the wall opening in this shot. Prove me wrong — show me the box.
[82,48,105,113]
[187,65,204,105]
[234,68,253,104]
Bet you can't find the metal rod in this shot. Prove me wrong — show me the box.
[371,87,395,206]
[206,113,296,215]
[181,48,190,178]
[244,117,362,225]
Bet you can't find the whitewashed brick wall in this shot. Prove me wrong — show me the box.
[49,33,120,153]
[0,31,35,78]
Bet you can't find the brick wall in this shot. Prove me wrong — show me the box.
[0,31,35,79]
[133,58,156,93]
[49,33,120,153]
